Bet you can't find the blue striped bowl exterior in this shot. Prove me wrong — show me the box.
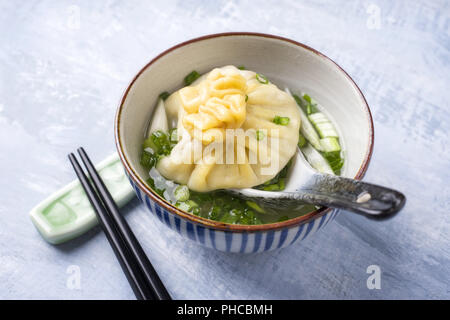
[129,177,338,253]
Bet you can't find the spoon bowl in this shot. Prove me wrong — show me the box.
[230,149,406,220]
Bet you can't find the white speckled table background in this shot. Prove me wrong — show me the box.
[0,0,449,299]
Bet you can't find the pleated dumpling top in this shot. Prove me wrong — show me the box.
[157,66,301,192]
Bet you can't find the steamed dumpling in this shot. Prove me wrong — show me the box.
[157,65,301,192]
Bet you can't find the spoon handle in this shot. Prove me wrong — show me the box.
[287,174,406,219]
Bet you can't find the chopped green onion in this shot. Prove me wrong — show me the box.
[175,202,191,212]
[184,70,201,86]
[307,104,318,115]
[176,199,198,212]
[237,65,246,70]
[238,211,254,225]
[298,132,307,148]
[291,92,323,150]
[278,178,286,190]
[220,209,241,224]
[186,200,198,208]
[142,130,174,169]
[256,73,269,84]
[151,130,172,155]
[303,94,312,103]
[293,93,318,115]
[169,128,178,143]
[273,116,290,126]
[159,91,170,101]
[209,205,222,220]
[192,207,201,215]
[256,130,265,141]
[322,151,344,175]
[293,94,306,108]
[246,201,265,213]
[261,179,286,191]
[303,94,319,114]
[143,136,158,153]
[140,151,156,169]
[245,94,248,102]
[244,210,262,225]
[174,185,190,202]
[263,184,282,191]
[254,161,290,191]
[277,216,289,222]
[146,177,165,197]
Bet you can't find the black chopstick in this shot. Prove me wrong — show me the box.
[76,147,171,300]
[68,149,171,300]
[68,153,151,299]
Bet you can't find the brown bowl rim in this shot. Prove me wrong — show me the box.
[114,32,374,233]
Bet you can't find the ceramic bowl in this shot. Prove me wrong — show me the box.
[115,32,374,253]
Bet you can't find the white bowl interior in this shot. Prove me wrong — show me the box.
[118,34,372,183]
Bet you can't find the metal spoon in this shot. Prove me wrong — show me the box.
[230,150,406,220]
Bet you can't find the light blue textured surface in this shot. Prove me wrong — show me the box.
[0,0,449,299]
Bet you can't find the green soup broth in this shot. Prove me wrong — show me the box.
[143,166,317,225]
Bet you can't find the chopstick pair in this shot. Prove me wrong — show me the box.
[68,147,171,300]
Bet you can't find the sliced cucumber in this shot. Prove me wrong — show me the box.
[301,94,319,114]
[285,88,323,151]
[299,109,324,150]
[320,137,341,152]
[300,143,334,175]
[308,112,339,138]
[308,112,328,123]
